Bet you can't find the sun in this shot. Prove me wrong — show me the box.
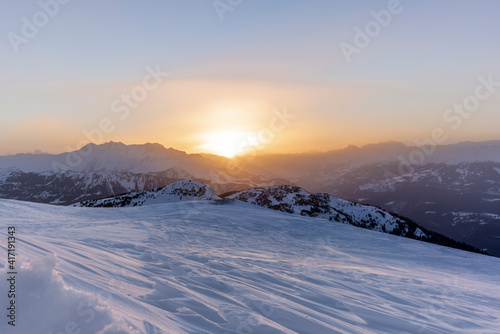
[200,131,256,158]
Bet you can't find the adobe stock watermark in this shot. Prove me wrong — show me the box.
[51,65,169,173]
[213,0,244,21]
[384,74,499,190]
[340,0,410,64]
[7,0,72,54]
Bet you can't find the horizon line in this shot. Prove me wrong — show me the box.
[3,138,500,158]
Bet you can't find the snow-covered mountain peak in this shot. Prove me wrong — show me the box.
[161,180,220,201]
[0,142,195,174]
[228,185,408,233]
[75,179,220,207]
[81,141,185,156]
[71,141,191,173]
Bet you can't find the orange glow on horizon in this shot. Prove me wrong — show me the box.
[198,131,260,158]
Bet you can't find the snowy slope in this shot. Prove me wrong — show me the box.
[74,183,485,254]
[1,199,499,333]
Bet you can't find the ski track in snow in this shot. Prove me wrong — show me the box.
[0,199,499,333]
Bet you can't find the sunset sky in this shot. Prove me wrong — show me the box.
[1,0,499,157]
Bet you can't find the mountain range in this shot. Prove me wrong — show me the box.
[1,140,499,256]
[0,141,284,204]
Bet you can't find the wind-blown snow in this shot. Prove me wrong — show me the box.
[0,199,499,333]
[0,255,130,333]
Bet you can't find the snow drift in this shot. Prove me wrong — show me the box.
[0,255,130,333]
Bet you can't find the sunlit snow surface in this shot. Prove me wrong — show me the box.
[0,199,499,333]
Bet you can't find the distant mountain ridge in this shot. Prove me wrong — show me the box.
[0,142,285,205]
[0,142,184,173]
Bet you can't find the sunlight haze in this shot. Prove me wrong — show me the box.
[1,0,499,155]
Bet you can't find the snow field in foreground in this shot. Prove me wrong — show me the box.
[0,199,499,333]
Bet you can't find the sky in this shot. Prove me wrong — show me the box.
[1,0,499,157]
